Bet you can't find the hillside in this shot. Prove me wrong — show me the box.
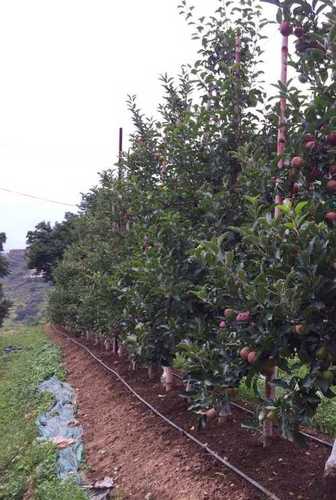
[2,249,50,325]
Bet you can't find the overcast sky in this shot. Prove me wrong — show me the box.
[0,0,282,250]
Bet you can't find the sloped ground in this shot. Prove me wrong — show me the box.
[3,250,50,325]
[48,325,334,500]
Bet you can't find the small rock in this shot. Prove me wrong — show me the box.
[93,477,114,489]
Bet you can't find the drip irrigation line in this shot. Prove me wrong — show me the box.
[55,327,280,500]
[171,373,333,449]
[296,430,332,448]
[0,187,77,208]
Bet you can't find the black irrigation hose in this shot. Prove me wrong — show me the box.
[56,329,280,500]
[171,372,333,450]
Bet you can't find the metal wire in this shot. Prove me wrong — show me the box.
[0,187,77,207]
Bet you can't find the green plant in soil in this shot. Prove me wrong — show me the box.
[48,0,268,368]
[0,326,87,500]
[179,0,336,441]
[42,0,336,449]
[238,360,336,437]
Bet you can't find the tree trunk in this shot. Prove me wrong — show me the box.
[263,370,276,447]
[163,367,174,392]
[118,343,126,358]
[218,398,232,424]
[274,194,283,219]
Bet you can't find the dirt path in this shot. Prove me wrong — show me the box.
[48,326,332,500]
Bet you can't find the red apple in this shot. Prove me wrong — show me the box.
[291,156,304,168]
[292,324,305,335]
[236,311,251,322]
[240,347,250,361]
[310,168,321,180]
[292,182,300,194]
[279,21,293,37]
[304,134,315,143]
[247,351,258,364]
[327,180,336,193]
[294,26,304,38]
[219,320,226,329]
[325,211,336,222]
[327,133,336,146]
[305,140,317,150]
[224,308,236,319]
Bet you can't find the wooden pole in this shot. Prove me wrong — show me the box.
[231,29,242,187]
[234,30,241,137]
[263,30,289,448]
[118,127,123,180]
[274,34,288,217]
[277,36,288,164]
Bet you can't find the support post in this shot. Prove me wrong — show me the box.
[264,30,289,447]
[118,127,123,180]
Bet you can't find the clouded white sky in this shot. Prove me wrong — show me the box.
[0,0,281,250]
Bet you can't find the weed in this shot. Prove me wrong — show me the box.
[0,326,87,499]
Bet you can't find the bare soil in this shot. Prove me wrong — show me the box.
[47,325,334,500]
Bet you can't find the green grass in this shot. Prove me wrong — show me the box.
[312,399,336,435]
[0,325,88,500]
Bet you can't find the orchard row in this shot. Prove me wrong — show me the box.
[27,0,336,449]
